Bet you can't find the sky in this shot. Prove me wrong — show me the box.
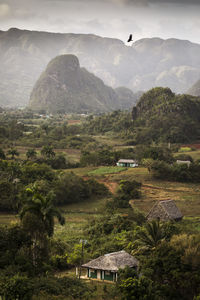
[0,0,200,44]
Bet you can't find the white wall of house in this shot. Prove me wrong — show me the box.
[97,270,101,279]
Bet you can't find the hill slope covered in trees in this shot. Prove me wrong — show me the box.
[132,87,200,143]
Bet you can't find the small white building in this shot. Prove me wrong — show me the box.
[176,160,191,167]
[116,159,138,168]
[82,250,139,282]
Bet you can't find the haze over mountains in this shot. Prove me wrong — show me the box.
[188,79,200,97]
[1,28,200,108]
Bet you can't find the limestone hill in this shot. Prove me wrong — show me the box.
[131,87,200,143]
[29,55,137,113]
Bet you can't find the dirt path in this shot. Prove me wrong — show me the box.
[96,175,118,194]
[83,175,118,194]
[103,180,118,194]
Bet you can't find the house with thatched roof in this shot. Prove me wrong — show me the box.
[82,250,139,282]
[146,199,183,222]
[116,159,138,168]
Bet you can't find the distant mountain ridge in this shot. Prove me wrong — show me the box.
[29,54,138,113]
[1,28,200,107]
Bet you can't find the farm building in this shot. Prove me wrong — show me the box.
[146,199,183,222]
[82,250,139,282]
[176,160,191,167]
[116,159,138,168]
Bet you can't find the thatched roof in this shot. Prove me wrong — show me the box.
[146,199,183,222]
[82,250,139,272]
[118,159,137,164]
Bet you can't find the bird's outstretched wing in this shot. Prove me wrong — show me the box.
[127,34,133,42]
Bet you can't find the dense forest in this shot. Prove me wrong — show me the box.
[81,87,200,144]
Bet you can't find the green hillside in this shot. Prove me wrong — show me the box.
[132,87,200,143]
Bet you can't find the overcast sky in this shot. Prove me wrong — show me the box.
[0,0,200,44]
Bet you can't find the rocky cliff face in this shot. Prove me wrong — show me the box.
[1,28,200,107]
[29,54,137,113]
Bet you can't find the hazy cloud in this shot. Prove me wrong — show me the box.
[151,0,200,4]
[0,3,11,17]
[0,0,200,44]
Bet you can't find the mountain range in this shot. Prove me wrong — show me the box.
[1,28,200,108]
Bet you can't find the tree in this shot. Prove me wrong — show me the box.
[20,188,65,265]
[131,220,166,254]
[0,274,33,300]
[21,162,55,184]
[109,180,141,209]
[118,276,156,300]
[20,188,65,237]
[170,233,200,269]
[41,123,49,135]
[119,180,141,199]
[0,180,17,211]
[41,146,55,159]
[141,242,200,299]
[7,148,19,159]
[0,148,6,159]
[68,241,88,278]
[26,149,37,160]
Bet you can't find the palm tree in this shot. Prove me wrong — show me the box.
[139,220,164,248]
[20,188,65,265]
[20,188,65,237]
[132,220,166,255]
[26,148,37,160]
[41,145,55,159]
[7,148,19,159]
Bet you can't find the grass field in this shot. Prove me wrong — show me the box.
[174,149,200,161]
[0,213,19,225]
[88,166,127,176]
[1,167,200,239]
[52,166,200,240]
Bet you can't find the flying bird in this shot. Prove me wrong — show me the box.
[127,34,133,42]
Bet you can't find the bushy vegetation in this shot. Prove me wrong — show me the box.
[82,110,133,137]
[149,160,200,182]
[0,158,109,212]
[106,180,142,209]
[53,173,109,206]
